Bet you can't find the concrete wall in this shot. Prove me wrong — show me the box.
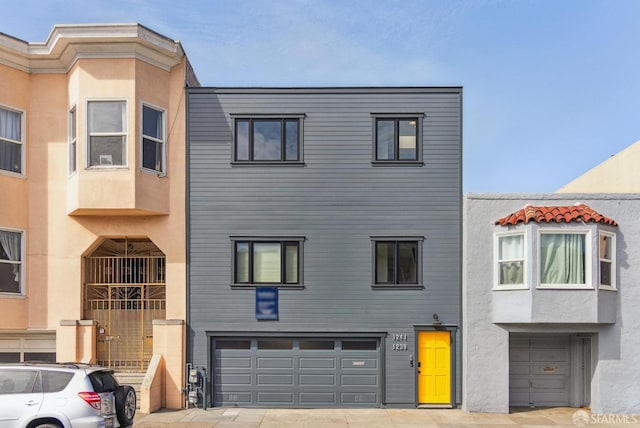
[463,193,640,414]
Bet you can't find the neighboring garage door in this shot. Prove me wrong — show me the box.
[212,337,381,407]
[509,334,570,407]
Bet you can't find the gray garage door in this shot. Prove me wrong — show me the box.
[509,334,570,407]
[212,337,381,407]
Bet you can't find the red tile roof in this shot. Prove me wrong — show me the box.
[495,204,618,226]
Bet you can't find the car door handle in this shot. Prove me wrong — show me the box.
[26,400,40,406]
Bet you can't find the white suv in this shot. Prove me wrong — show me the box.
[0,362,136,428]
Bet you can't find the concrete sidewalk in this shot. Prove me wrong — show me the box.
[132,407,640,427]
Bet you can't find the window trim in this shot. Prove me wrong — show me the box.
[599,230,616,290]
[537,228,592,289]
[371,236,424,289]
[0,103,26,178]
[230,236,305,287]
[230,114,305,165]
[140,101,167,176]
[0,227,25,297]
[370,113,424,165]
[85,99,128,169]
[68,106,77,176]
[493,231,528,290]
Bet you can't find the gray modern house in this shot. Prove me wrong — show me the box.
[463,194,640,414]
[186,87,462,408]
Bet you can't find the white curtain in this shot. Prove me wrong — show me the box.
[0,230,21,281]
[540,234,585,284]
[498,235,523,284]
[0,109,21,140]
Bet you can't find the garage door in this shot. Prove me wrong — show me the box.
[212,337,381,407]
[509,334,570,407]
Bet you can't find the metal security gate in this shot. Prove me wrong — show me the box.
[84,238,166,371]
[509,334,571,407]
[212,337,381,408]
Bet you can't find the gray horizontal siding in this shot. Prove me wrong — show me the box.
[187,88,462,406]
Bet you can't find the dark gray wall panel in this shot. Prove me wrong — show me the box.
[188,88,462,407]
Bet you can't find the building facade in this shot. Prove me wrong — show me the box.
[463,194,640,414]
[186,87,463,408]
[0,24,198,409]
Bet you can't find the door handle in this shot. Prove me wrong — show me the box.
[26,400,40,407]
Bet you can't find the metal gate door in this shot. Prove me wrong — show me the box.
[84,239,166,371]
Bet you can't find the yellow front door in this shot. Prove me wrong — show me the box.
[417,331,451,404]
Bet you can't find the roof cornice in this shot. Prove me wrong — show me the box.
[0,23,185,73]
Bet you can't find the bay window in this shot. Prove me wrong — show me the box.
[142,104,166,174]
[540,232,587,286]
[87,100,127,167]
[496,233,525,286]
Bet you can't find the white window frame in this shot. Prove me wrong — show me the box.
[537,228,592,289]
[68,106,77,176]
[141,102,167,176]
[0,104,26,177]
[494,231,527,290]
[0,227,25,297]
[86,99,128,169]
[599,230,616,290]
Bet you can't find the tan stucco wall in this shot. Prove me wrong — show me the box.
[557,140,640,193]
[1,26,190,409]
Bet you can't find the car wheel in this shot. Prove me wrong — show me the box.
[33,424,62,428]
[115,385,136,426]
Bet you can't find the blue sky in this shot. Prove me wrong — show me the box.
[2,0,639,193]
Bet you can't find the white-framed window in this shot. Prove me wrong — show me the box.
[0,228,23,295]
[539,230,590,288]
[231,237,304,286]
[599,231,616,289]
[87,100,127,168]
[68,106,77,175]
[495,232,526,288]
[0,105,24,175]
[141,103,166,175]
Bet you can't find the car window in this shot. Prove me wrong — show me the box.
[0,369,39,394]
[89,370,118,392]
[41,370,74,393]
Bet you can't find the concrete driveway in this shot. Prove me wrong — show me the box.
[133,407,640,427]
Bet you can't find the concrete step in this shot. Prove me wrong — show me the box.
[114,372,145,410]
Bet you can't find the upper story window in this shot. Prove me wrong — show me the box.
[372,238,422,287]
[599,232,615,288]
[87,100,127,168]
[142,104,166,175]
[0,229,23,295]
[539,231,587,287]
[232,238,303,286]
[372,114,423,164]
[233,117,302,163]
[0,106,24,175]
[494,204,618,290]
[68,107,77,175]
[496,233,525,287]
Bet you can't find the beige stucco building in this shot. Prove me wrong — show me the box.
[0,23,198,410]
[557,140,640,193]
